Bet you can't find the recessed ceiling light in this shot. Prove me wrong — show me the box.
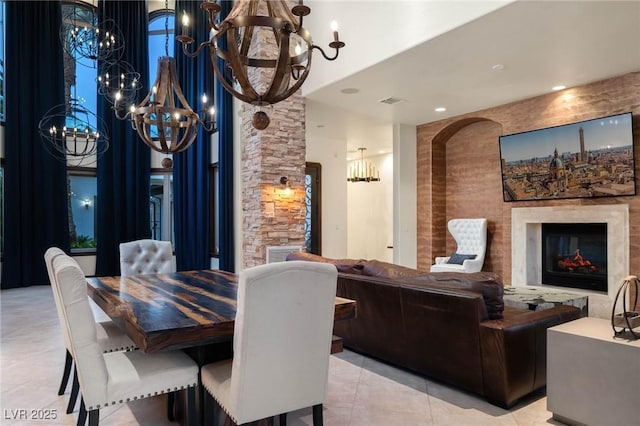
[340,88,359,94]
[378,150,386,154]
[552,85,566,91]
[491,64,505,71]
[435,107,446,112]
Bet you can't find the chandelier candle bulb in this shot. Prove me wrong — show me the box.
[331,20,339,42]
[182,12,189,36]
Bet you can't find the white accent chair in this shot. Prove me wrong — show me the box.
[430,218,488,273]
[200,261,338,425]
[51,253,199,426]
[119,239,175,276]
[44,247,137,416]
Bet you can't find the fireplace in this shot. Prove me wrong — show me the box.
[541,223,607,292]
[511,204,629,303]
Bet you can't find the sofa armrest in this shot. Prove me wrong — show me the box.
[478,305,581,408]
[434,256,450,264]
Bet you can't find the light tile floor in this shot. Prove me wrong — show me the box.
[1,286,565,426]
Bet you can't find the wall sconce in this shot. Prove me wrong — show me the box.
[83,198,91,209]
[280,176,292,196]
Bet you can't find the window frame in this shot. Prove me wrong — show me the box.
[150,167,174,246]
[67,166,97,255]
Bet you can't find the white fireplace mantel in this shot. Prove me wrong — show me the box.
[511,204,629,300]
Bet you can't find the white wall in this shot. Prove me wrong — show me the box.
[393,124,417,268]
[347,153,393,262]
[305,133,348,258]
[302,0,513,96]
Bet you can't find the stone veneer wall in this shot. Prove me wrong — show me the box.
[241,94,307,268]
[416,72,640,296]
[239,1,307,267]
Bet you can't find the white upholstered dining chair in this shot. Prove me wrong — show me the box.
[430,218,488,273]
[200,261,338,425]
[119,239,176,276]
[51,253,199,426]
[44,247,136,415]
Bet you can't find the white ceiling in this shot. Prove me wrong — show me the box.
[303,1,640,157]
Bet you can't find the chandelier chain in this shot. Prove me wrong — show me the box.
[164,0,169,56]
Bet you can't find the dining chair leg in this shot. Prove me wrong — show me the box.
[67,367,80,414]
[87,409,99,426]
[279,413,287,426]
[312,404,323,426]
[203,387,213,426]
[58,350,73,395]
[211,391,223,426]
[167,392,175,421]
[77,397,87,426]
[186,387,196,426]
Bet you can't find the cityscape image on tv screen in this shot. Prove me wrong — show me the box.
[499,112,636,201]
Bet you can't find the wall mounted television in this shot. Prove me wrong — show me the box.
[499,112,636,202]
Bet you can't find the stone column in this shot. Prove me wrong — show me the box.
[241,95,306,268]
[235,1,307,267]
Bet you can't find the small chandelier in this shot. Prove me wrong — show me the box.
[348,148,380,183]
[177,0,345,130]
[114,0,215,155]
[60,6,124,66]
[97,60,143,106]
[38,99,110,167]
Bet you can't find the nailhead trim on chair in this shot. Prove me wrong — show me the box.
[104,345,137,353]
[86,383,197,410]
[203,382,239,424]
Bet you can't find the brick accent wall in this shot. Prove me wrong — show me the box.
[417,72,640,296]
[241,94,306,268]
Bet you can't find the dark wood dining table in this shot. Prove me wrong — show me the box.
[86,269,356,426]
[86,269,356,355]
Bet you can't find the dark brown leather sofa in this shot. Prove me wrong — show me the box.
[286,252,581,408]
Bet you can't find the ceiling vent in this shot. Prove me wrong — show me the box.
[378,97,404,105]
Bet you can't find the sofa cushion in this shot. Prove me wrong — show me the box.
[285,252,365,274]
[399,272,504,319]
[361,260,422,279]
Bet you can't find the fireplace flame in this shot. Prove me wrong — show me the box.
[557,248,598,273]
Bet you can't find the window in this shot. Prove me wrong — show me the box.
[68,170,97,251]
[150,171,174,245]
[148,11,175,247]
[61,3,98,128]
[61,2,99,253]
[148,11,175,66]
[148,10,174,90]
[148,11,174,140]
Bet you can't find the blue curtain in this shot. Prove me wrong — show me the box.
[216,0,235,272]
[95,0,151,276]
[173,0,213,271]
[1,1,69,289]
